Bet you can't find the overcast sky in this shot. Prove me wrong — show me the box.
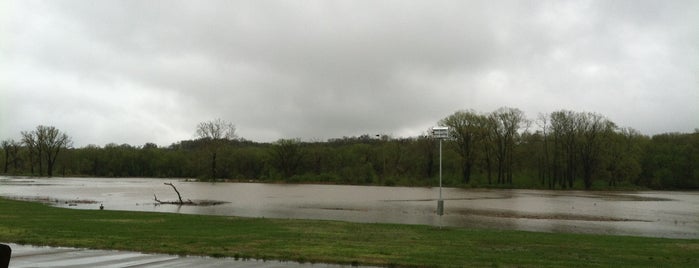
[1,0,697,147]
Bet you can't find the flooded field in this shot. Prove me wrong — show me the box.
[1,176,697,239]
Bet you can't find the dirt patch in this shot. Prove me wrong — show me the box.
[299,206,368,212]
[0,182,61,186]
[383,196,510,202]
[522,192,674,202]
[153,199,229,206]
[191,200,229,206]
[6,196,98,205]
[674,243,699,250]
[597,194,674,202]
[85,218,167,224]
[451,208,652,222]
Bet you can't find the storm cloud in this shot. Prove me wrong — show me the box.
[1,0,697,146]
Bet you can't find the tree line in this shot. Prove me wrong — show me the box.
[2,109,698,190]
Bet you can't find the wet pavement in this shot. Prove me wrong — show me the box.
[5,243,361,268]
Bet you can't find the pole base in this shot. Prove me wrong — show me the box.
[437,200,444,216]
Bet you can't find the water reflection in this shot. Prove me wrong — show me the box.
[0,176,697,239]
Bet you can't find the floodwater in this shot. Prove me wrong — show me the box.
[1,176,697,239]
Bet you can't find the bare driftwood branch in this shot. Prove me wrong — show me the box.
[154,183,193,205]
[153,182,227,206]
[164,182,184,204]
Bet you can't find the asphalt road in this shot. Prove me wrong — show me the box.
[4,243,362,268]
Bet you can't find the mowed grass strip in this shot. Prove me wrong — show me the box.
[0,198,697,267]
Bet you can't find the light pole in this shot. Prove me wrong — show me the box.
[432,127,449,227]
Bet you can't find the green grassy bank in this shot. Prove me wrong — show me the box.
[0,198,697,267]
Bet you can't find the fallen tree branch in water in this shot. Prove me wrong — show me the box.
[165,182,184,204]
[154,183,193,205]
[153,182,228,206]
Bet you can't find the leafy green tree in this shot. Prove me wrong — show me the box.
[516,130,545,186]
[474,115,495,184]
[440,110,482,183]
[1,139,21,174]
[83,144,102,176]
[270,139,303,179]
[641,132,699,189]
[534,113,552,187]
[417,131,437,180]
[550,110,579,188]
[577,112,616,189]
[489,107,528,184]
[606,128,645,186]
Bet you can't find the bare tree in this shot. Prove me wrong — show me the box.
[20,126,71,177]
[39,126,72,177]
[196,119,237,180]
[197,118,237,140]
[21,131,40,175]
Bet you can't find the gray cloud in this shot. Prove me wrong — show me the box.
[1,0,697,146]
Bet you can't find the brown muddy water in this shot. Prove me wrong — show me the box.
[1,176,697,239]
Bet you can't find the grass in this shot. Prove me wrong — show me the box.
[0,198,697,267]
